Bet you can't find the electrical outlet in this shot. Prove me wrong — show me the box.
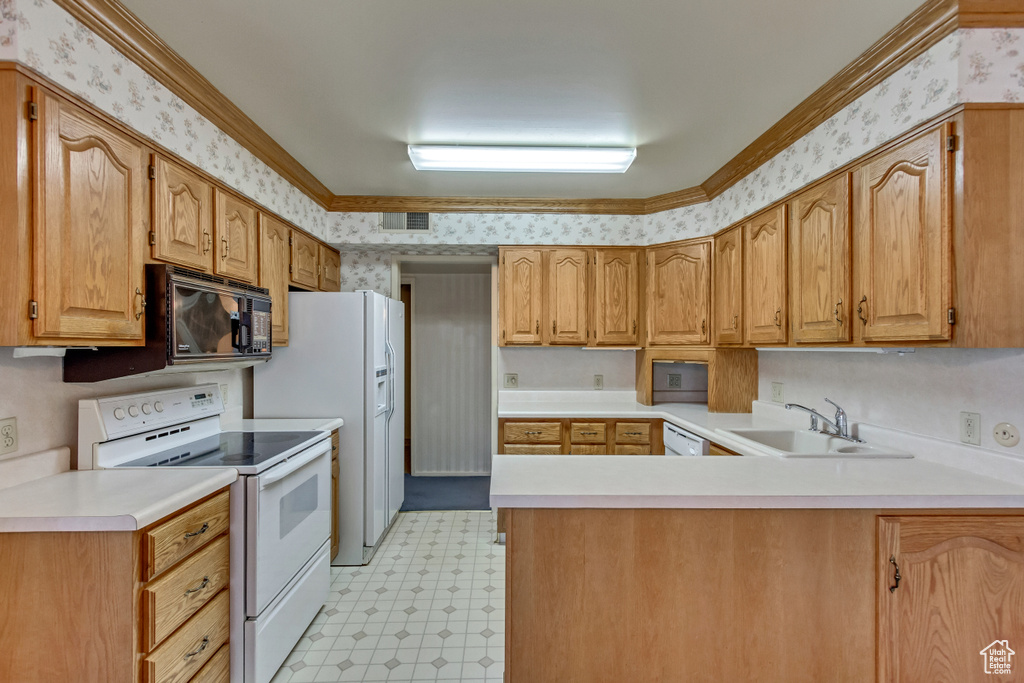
[771,382,784,403]
[960,411,981,445]
[667,373,682,389]
[503,373,518,389]
[594,374,604,390]
[994,422,1020,448]
[219,383,230,405]
[0,417,17,455]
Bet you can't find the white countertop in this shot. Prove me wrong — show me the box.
[0,468,237,532]
[494,391,1024,509]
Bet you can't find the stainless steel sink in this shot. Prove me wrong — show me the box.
[718,428,913,459]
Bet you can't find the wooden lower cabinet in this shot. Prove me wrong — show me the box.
[0,488,231,683]
[499,418,664,456]
[504,508,1024,683]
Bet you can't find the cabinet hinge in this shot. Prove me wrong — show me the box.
[946,135,956,152]
[26,102,37,121]
[148,164,156,180]
[28,300,38,320]
[948,307,956,325]
[288,235,293,246]
[148,230,156,246]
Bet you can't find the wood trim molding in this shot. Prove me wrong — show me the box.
[329,195,647,215]
[699,0,959,203]
[50,0,334,209]
[643,186,710,214]
[959,0,1024,27]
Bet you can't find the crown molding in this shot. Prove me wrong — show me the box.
[643,186,710,214]
[50,0,335,209]
[959,0,1024,27]
[330,195,647,215]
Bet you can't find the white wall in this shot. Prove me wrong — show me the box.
[497,347,636,391]
[758,349,1024,459]
[0,350,245,469]
[410,273,492,475]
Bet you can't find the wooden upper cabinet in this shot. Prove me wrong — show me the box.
[290,230,319,289]
[591,248,640,346]
[743,206,788,344]
[33,88,146,341]
[713,225,744,345]
[646,240,710,345]
[213,188,257,283]
[258,212,289,346]
[546,249,588,345]
[501,248,544,345]
[878,515,1024,682]
[150,154,213,272]
[789,174,851,344]
[318,244,341,292]
[853,126,951,342]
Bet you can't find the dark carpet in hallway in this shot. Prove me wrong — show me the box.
[400,473,491,511]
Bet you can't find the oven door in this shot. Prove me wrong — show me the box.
[246,438,331,616]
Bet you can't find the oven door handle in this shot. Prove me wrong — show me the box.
[258,440,330,490]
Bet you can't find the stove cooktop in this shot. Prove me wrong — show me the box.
[119,430,325,473]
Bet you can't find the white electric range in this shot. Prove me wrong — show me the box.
[78,384,331,683]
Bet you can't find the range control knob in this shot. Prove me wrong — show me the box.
[141,403,152,415]
[113,407,126,420]
[154,401,164,413]
[127,405,139,418]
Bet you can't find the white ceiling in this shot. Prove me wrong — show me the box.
[119,0,924,199]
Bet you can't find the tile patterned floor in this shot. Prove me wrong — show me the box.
[271,510,505,683]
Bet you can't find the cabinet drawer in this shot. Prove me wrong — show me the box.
[615,444,652,455]
[504,444,563,455]
[142,534,230,652]
[615,422,651,444]
[504,422,561,443]
[570,444,607,455]
[142,589,229,683]
[191,644,230,683]
[144,490,230,580]
[570,423,606,443]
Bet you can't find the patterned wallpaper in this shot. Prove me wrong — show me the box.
[5,1,1024,295]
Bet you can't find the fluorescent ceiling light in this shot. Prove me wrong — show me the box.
[407,145,637,173]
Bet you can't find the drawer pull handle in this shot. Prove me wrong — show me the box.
[889,555,901,593]
[134,288,147,320]
[524,431,542,435]
[184,636,210,659]
[857,295,868,324]
[184,522,209,539]
[624,431,643,436]
[580,431,598,435]
[774,308,782,327]
[184,576,210,596]
[834,298,843,324]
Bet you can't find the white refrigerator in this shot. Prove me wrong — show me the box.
[253,290,404,565]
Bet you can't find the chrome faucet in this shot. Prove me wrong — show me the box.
[785,398,861,442]
[824,398,848,438]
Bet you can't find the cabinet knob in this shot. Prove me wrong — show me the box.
[184,636,210,659]
[857,296,868,324]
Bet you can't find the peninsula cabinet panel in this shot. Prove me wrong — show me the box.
[646,240,710,346]
[591,248,639,346]
[213,188,258,283]
[878,515,1024,683]
[258,212,290,346]
[853,125,951,342]
[501,249,544,345]
[33,87,146,341]
[546,248,588,345]
[319,244,341,292]
[290,229,320,289]
[712,225,744,345]
[743,206,788,344]
[151,154,214,272]
[789,174,851,344]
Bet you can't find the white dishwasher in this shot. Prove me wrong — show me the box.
[664,422,710,456]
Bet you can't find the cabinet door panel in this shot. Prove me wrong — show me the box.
[592,249,639,346]
[319,245,341,292]
[501,249,543,345]
[647,241,710,345]
[258,213,290,346]
[878,516,1024,683]
[214,189,257,283]
[790,174,851,343]
[743,207,788,344]
[290,230,319,289]
[546,249,587,345]
[854,126,951,341]
[34,89,145,340]
[151,155,213,272]
[713,226,743,345]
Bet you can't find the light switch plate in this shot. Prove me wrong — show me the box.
[771,382,784,403]
[503,373,518,389]
[0,417,17,455]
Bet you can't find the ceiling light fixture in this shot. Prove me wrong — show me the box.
[407,145,637,173]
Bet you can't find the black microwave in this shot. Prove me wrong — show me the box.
[64,265,272,382]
